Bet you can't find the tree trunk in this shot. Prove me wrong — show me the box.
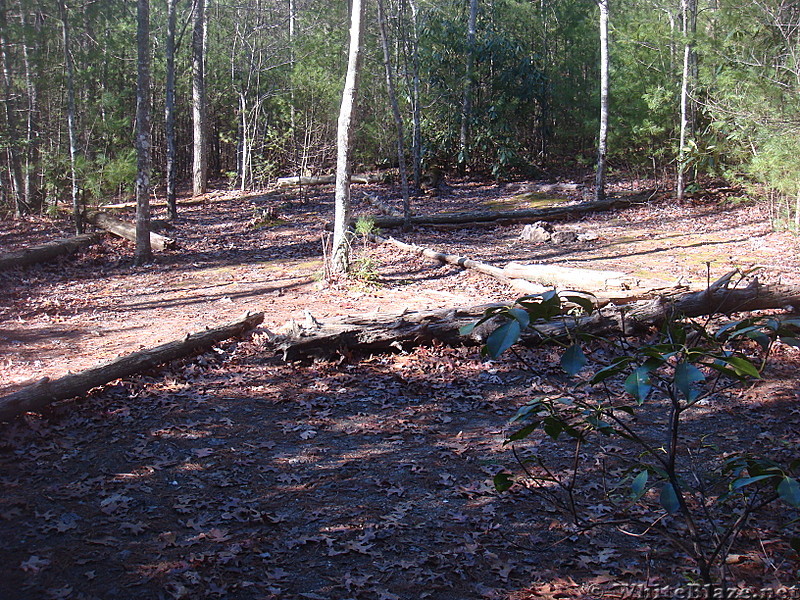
[331,0,366,274]
[135,0,152,265]
[165,0,178,220]
[86,211,175,252]
[377,0,411,229]
[58,0,81,233]
[192,0,207,196]
[408,0,422,193]
[595,0,609,202]
[0,312,264,422]
[0,233,100,270]
[459,0,478,171]
[0,0,27,216]
[273,280,800,361]
[677,0,697,201]
[19,1,41,212]
[365,195,633,229]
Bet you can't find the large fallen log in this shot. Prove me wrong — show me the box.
[367,195,635,229]
[0,233,101,270]
[0,312,264,422]
[274,277,800,361]
[85,211,176,251]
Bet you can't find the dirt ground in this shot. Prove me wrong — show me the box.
[1,179,799,599]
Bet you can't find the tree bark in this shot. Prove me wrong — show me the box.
[135,0,152,265]
[86,211,175,251]
[332,0,366,274]
[273,279,800,361]
[165,0,178,219]
[377,0,411,228]
[0,0,27,216]
[59,0,81,233]
[0,233,100,270]
[595,0,609,202]
[0,312,264,422]
[677,0,697,201]
[192,0,207,196]
[459,0,478,171]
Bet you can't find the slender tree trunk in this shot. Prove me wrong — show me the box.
[332,0,366,274]
[19,2,41,212]
[406,0,422,193]
[165,0,178,219]
[595,0,609,202]
[135,0,152,265]
[677,0,697,200]
[0,0,27,217]
[58,0,81,232]
[459,0,478,172]
[192,0,207,196]
[377,0,411,228]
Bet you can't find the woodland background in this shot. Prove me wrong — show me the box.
[1,0,799,224]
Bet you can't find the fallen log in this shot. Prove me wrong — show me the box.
[0,312,264,422]
[273,277,800,360]
[504,261,637,290]
[86,211,176,251]
[367,195,633,229]
[276,173,380,188]
[0,233,101,270]
[362,192,403,217]
[372,234,547,296]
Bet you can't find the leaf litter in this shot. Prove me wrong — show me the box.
[1,180,799,598]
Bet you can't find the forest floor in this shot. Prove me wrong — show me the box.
[1,177,799,599]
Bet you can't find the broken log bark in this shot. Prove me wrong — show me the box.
[372,234,547,296]
[274,278,800,360]
[86,211,176,251]
[367,195,632,229]
[0,312,264,422]
[0,233,101,270]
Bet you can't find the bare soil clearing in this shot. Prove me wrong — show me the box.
[1,180,799,599]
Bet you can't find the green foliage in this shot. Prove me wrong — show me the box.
[469,291,800,587]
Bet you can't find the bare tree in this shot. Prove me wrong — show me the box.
[0,0,27,217]
[459,0,478,172]
[58,0,81,232]
[135,0,152,265]
[595,0,609,202]
[331,0,366,274]
[192,0,207,196]
[165,0,178,219]
[677,0,697,200]
[377,0,411,228]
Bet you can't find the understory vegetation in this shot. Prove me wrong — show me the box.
[466,286,800,593]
